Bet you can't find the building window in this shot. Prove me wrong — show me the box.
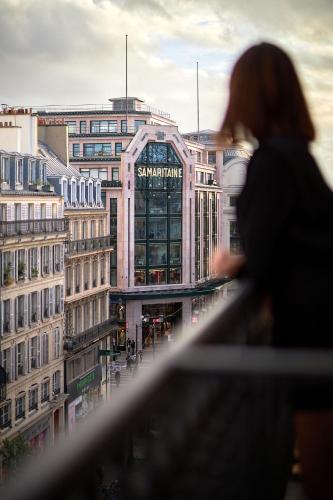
[16,159,23,184]
[230,220,242,255]
[134,120,146,131]
[53,327,61,359]
[43,288,50,318]
[0,402,11,429]
[90,120,117,133]
[41,380,50,402]
[1,157,10,184]
[17,295,25,329]
[30,337,38,369]
[72,144,80,157]
[31,291,38,322]
[41,334,49,366]
[208,151,216,164]
[115,143,122,155]
[112,168,119,181]
[80,121,86,134]
[121,120,127,133]
[15,394,25,420]
[83,143,112,157]
[52,371,61,395]
[230,196,237,207]
[80,169,89,177]
[65,121,77,133]
[29,387,38,411]
[17,342,25,377]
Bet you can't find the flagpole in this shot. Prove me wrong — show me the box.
[125,34,128,132]
[196,61,200,143]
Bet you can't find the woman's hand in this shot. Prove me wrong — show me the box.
[213,249,246,278]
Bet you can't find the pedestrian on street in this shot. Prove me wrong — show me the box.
[127,339,131,353]
[115,370,120,388]
[131,340,135,356]
[138,350,143,363]
[126,354,132,373]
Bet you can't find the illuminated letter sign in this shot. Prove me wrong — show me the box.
[137,167,182,178]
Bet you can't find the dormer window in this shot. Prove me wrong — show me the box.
[71,180,77,204]
[63,179,68,202]
[80,181,85,204]
[96,183,101,203]
[16,159,23,184]
[1,157,10,184]
[30,161,36,183]
[41,163,47,184]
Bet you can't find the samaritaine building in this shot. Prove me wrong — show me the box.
[36,99,249,347]
[0,113,67,454]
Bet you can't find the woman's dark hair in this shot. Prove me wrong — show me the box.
[219,42,315,143]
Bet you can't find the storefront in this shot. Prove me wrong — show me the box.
[67,364,102,433]
[21,414,51,453]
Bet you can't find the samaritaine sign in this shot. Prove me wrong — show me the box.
[137,167,183,178]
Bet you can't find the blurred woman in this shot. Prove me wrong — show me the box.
[215,42,333,500]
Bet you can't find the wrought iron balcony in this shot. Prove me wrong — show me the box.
[0,219,68,238]
[64,317,117,352]
[3,283,333,500]
[65,235,113,256]
[68,125,137,136]
[101,180,122,188]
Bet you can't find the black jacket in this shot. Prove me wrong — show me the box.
[237,138,333,347]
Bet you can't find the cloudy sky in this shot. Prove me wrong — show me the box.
[1,0,333,183]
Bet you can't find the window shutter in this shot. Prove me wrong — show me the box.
[40,291,44,322]
[10,347,14,382]
[49,287,54,317]
[37,291,41,321]
[13,250,17,282]
[24,294,28,327]
[37,335,41,368]
[24,339,29,374]
[52,246,55,273]
[9,298,14,332]
[28,248,31,278]
[36,247,40,276]
[60,285,64,313]
[49,246,53,274]
[14,345,18,380]
[60,245,64,271]
[46,333,49,364]
[28,339,32,372]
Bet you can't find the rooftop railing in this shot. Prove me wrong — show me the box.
[2,281,333,500]
[64,235,113,256]
[34,103,172,120]
[0,218,68,238]
[64,317,117,352]
[68,125,138,135]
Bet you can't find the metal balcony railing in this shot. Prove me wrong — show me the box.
[68,125,137,136]
[65,235,113,256]
[0,219,68,238]
[64,317,117,352]
[101,179,122,188]
[2,282,333,500]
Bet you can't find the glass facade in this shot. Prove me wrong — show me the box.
[134,142,182,286]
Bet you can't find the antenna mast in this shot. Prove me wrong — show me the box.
[196,61,200,143]
[125,34,128,132]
